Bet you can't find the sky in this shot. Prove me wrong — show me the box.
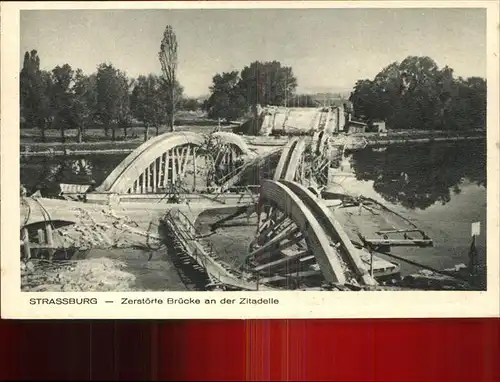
[20,8,487,97]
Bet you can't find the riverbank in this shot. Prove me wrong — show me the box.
[348,133,486,151]
[357,129,486,145]
[21,129,486,157]
[19,124,237,156]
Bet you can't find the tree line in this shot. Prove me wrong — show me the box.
[203,56,486,132]
[203,61,300,122]
[21,43,486,144]
[20,26,204,143]
[349,56,487,131]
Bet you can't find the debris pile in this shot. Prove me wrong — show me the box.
[56,206,164,251]
[382,266,477,291]
[21,257,136,292]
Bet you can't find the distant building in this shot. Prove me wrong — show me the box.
[345,120,367,134]
[372,120,387,133]
[343,100,354,121]
[329,105,346,133]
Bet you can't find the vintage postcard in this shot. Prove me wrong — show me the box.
[1,1,499,319]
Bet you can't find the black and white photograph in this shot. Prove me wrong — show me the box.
[2,2,498,319]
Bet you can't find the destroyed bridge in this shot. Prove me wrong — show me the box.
[21,111,448,291]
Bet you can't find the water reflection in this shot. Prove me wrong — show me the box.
[20,140,487,208]
[349,140,486,210]
[20,141,488,283]
[20,155,127,196]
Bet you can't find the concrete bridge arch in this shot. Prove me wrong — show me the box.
[96,131,254,195]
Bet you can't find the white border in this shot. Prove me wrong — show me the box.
[1,1,499,319]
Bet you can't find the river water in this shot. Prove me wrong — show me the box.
[336,140,487,278]
[21,139,487,289]
[194,140,487,286]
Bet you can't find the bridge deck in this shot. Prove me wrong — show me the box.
[22,193,257,227]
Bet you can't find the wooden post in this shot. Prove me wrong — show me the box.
[37,228,45,244]
[469,222,480,276]
[36,228,45,259]
[469,235,477,270]
[45,223,55,260]
[45,223,54,246]
[22,227,31,260]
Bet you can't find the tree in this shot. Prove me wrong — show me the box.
[158,25,179,132]
[349,56,487,131]
[450,76,486,130]
[131,74,163,141]
[239,61,297,106]
[72,70,97,143]
[95,63,130,140]
[117,78,134,139]
[50,64,74,142]
[130,75,182,141]
[289,94,317,108]
[204,71,248,122]
[20,50,53,142]
[349,79,382,122]
[181,97,201,111]
[204,61,298,124]
[164,80,184,132]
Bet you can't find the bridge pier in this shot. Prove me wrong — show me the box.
[22,227,30,260]
[45,223,55,259]
[21,222,56,260]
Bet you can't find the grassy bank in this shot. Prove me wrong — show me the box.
[20,123,486,155]
[20,124,236,154]
[20,111,232,147]
[21,140,142,154]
